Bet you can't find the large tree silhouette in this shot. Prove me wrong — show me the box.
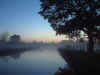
[39,0,100,53]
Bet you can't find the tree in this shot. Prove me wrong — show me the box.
[0,32,9,42]
[39,0,100,54]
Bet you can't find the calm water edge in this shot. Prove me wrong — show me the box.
[0,46,67,75]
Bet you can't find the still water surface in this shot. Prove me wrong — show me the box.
[0,46,66,75]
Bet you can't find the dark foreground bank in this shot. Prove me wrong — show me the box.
[55,48,100,75]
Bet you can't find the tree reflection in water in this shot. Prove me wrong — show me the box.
[0,49,33,61]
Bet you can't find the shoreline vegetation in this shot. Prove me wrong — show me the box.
[1,37,100,75]
[0,34,57,55]
[55,40,100,75]
[0,41,57,57]
[0,41,40,57]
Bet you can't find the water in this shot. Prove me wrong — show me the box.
[0,46,66,75]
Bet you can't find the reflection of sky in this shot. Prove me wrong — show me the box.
[0,49,66,75]
[0,0,66,42]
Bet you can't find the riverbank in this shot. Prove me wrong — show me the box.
[55,48,100,75]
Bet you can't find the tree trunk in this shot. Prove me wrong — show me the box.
[88,36,94,54]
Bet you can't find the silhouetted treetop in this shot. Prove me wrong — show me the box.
[39,0,100,53]
[40,0,100,37]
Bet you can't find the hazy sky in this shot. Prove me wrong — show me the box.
[0,0,66,42]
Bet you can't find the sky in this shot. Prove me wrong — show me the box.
[0,0,66,42]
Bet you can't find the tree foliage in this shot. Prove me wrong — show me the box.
[39,0,100,38]
[0,32,9,42]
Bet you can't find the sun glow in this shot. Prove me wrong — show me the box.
[23,35,66,43]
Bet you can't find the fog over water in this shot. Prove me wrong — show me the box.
[0,44,66,75]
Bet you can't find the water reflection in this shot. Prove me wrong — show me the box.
[0,46,66,75]
[0,49,37,61]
